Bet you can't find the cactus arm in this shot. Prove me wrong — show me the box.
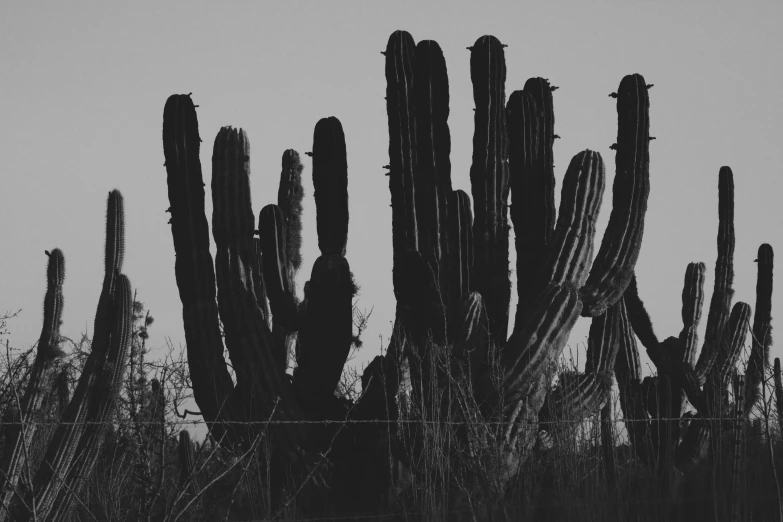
[278,149,305,274]
[413,40,451,299]
[507,89,550,332]
[0,249,65,518]
[542,150,605,288]
[178,430,197,496]
[258,204,298,338]
[385,31,418,262]
[312,117,349,256]
[774,358,783,439]
[293,256,355,413]
[715,302,752,390]
[614,297,650,462]
[540,297,622,432]
[251,238,271,326]
[579,75,652,317]
[213,127,281,381]
[584,299,622,375]
[695,167,736,381]
[468,35,511,341]
[446,190,473,301]
[494,283,582,412]
[680,262,706,366]
[730,373,746,521]
[162,94,235,429]
[211,128,299,430]
[49,274,134,522]
[743,243,773,416]
[293,117,355,414]
[622,273,660,360]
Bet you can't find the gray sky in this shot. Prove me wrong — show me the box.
[2,1,781,395]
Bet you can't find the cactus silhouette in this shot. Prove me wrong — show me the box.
[0,190,134,522]
[158,29,777,518]
[615,167,774,501]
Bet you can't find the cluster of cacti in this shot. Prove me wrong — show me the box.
[162,96,359,476]
[0,190,134,521]
[376,30,653,480]
[613,166,774,489]
[159,29,775,517]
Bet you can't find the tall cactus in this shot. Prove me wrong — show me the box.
[0,190,135,522]
[0,249,66,515]
[381,29,652,481]
[162,95,365,510]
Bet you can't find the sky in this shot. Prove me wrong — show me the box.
[1,1,781,412]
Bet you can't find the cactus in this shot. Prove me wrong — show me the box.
[774,358,783,440]
[0,249,66,514]
[163,90,368,514]
[615,167,774,488]
[380,30,651,481]
[178,430,197,496]
[0,190,134,522]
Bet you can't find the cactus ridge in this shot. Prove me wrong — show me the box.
[579,74,651,317]
[715,302,751,388]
